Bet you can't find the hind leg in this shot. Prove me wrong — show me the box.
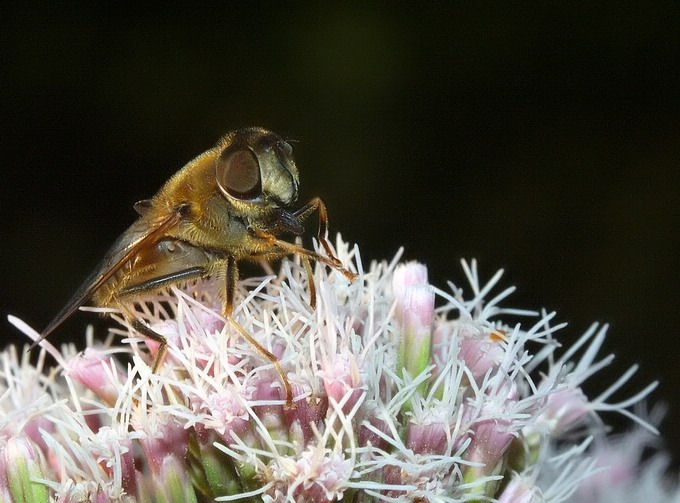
[223,254,294,408]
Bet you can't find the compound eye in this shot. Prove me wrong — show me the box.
[216,149,262,200]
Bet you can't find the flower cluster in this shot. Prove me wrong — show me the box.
[0,237,675,502]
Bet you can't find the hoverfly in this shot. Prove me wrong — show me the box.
[34,127,356,406]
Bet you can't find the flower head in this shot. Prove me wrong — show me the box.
[3,237,669,502]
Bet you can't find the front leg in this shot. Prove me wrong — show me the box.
[293,196,338,264]
[225,254,238,316]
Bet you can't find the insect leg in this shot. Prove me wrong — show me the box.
[225,254,237,316]
[302,256,316,310]
[247,248,319,310]
[223,255,294,408]
[269,238,357,282]
[118,267,207,372]
[293,196,350,271]
[119,267,206,296]
[131,318,168,373]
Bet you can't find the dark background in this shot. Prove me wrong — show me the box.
[2,4,679,461]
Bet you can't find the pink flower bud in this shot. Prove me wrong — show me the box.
[458,330,505,382]
[393,262,429,301]
[397,285,435,386]
[1,435,48,502]
[542,387,590,435]
[139,419,189,475]
[498,476,537,503]
[65,348,124,405]
[406,420,448,455]
[393,262,429,324]
[319,352,365,414]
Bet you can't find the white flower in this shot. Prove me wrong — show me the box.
[1,236,669,502]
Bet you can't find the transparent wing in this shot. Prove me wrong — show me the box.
[34,211,182,347]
